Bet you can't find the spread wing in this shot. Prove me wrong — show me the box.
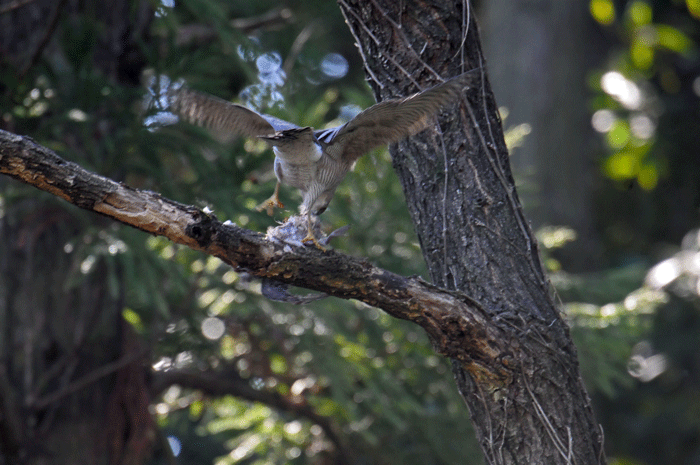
[318,72,474,163]
[168,86,297,142]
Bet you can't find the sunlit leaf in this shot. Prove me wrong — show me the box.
[656,25,693,53]
[122,308,144,332]
[637,164,658,190]
[688,0,700,19]
[270,354,288,374]
[190,399,204,419]
[208,402,271,432]
[607,120,631,149]
[630,40,654,69]
[628,1,652,26]
[591,0,616,25]
[604,152,639,180]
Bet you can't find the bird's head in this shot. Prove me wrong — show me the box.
[259,127,322,163]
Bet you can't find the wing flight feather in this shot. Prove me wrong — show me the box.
[324,72,475,162]
[169,87,296,141]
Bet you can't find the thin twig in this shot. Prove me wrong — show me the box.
[153,369,352,465]
[0,0,36,14]
[338,0,422,90]
[31,349,148,409]
[523,375,572,464]
[452,0,471,65]
[18,0,67,79]
[336,0,384,89]
[231,6,294,34]
[18,0,66,80]
[282,21,319,76]
[177,7,294,46]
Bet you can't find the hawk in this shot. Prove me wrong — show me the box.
[168,72,472,247]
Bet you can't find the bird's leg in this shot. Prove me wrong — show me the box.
[256,182,284,216]
[301,212,326,250]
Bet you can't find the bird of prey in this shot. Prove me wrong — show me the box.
[168,72,472,247]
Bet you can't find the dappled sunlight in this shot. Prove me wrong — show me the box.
[320,52,349,79]
[601,71,644,110]
[590,0,616,25]
[646,229,700,295]
[592,109,616,132]
[4,0,700,462]
[627,341,668,382]
[202,316,226,340]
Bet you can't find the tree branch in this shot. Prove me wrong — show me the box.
[336,1,605,463]
[0,0,37,14]
[176,7,294,46]
[0,129,509,384]
[30,348,149,410]
[151,369,351,465]
[18,0,67,79]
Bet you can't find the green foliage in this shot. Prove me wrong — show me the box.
[588,0,700,255]
[2,0,481,463]
[545,222,700,464]
[4,0,700,463]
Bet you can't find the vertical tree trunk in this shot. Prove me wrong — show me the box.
[337,0,605,463]
[0,203,130,465]
[480,0,603,270]
[0,1,155,463]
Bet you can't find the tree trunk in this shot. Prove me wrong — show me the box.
[337,0,605,463]
[0,201,156,465]
[1,0,607,462]
[0,1,156,464]
[480,0,603,270]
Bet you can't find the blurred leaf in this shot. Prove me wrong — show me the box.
[656,25,693,53]
[688,0,700,18]
[630,39,655,69]
[604,151,639,180]
[591,0,617,25]
[628,1,653,26]
[123,308,145,332]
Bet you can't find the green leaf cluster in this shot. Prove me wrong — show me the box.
[1,0,481,463]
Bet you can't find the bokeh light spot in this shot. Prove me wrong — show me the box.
[201,317,225,340]
[629,1,652,26]
[320,53,349,79]
[590,0,616,25]
[688,0,700,18]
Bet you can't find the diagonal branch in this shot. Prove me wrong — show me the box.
[177,7,294,46]
[151,369,351,465]
[18,0,68,79]
[0,129,509,384]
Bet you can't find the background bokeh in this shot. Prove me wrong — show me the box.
[1,1,699,464]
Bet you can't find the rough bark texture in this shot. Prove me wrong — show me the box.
[0,1,607,462]
[0,130,505,370]
[337,0,605,463]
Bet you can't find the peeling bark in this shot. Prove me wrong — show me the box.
[0,1,606,461]
[337,0,605,463]
[0,129,504,383]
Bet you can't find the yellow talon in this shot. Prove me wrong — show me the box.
[302,232,326,250]
[302,214,326,250]
[256,182,284,216]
